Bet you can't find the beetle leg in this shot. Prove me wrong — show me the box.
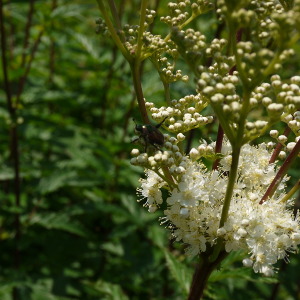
[144,141,148,153]
[131,137,141,143]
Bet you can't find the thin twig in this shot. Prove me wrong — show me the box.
[0,2,21,300]
[16,29,44,105]
[212,124,224,170]
[260,138,300,204]
[21,0,35,68]
[0,0,13,115]
[48,0,57,84]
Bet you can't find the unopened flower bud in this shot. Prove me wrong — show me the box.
[243,258,253,267]
[237,228,247,237]
[279,151,286,159]
[286,142,296,151]
[262,266,274,277]
[175,151,183,159]
[270,130,279,138]
[241,219,250,226]
[217,227,226,236]
[177,133,185,141]
[189,148,199,160]
[180,208,189,217]
[278,135,288,143]
[267,103,284,113]
[148,205,157,213]
[130,157,137,165]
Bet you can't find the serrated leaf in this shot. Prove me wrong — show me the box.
[82,280,129,300]
[209,267,252,282]
[38,171,77,194]
[72,32,100,61]
[50,4,83,19]
[29,213,90,238]
[101,242,124,256]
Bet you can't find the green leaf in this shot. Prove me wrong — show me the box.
[164,250,192,295]
[29,213,91,238]
[82,280,129,300]
[38,171,77,194]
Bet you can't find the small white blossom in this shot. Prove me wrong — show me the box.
[137,141,300,274]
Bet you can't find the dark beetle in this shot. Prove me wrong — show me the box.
[132,117,167,152]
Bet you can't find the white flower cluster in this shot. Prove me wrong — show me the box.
[138,142,300,276]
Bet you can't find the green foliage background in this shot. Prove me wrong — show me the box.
[0,1,299,299]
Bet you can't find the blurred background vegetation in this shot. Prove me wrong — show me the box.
[0,0,299,299]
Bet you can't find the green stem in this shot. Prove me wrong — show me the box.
[136,0,148,59]
[280,180,300,203]
[161,165,176,188]
[96,0,131,62]
[219,146,241,227]
[163,81,171,105]
[250,50,282,89]
[209,100,235,143]
[164,13,198,43]
[217,91,252,228]
[107,0,124,42]
[226,18,250,90]
[236,90,251,143]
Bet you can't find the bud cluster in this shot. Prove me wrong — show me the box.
[161,0,214,27]
[131,133,184,171]
[95,18,108,35]
[145,95,213,133]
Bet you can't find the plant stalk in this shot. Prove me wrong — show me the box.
[130,61,150,124]
[188,251,228,300]
[260,138,300,204]
[0,2,21,299]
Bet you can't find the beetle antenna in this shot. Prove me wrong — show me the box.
[156,116,168,128]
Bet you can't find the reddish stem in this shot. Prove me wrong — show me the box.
[269,127,291,164]
[260,138,300,204]
[212,124,224,170]
[187,251,228,300]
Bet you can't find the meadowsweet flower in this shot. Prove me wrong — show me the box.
[137,170,165,212]
[138,141,300,274]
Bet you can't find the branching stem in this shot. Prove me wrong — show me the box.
[96,0,131,61]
